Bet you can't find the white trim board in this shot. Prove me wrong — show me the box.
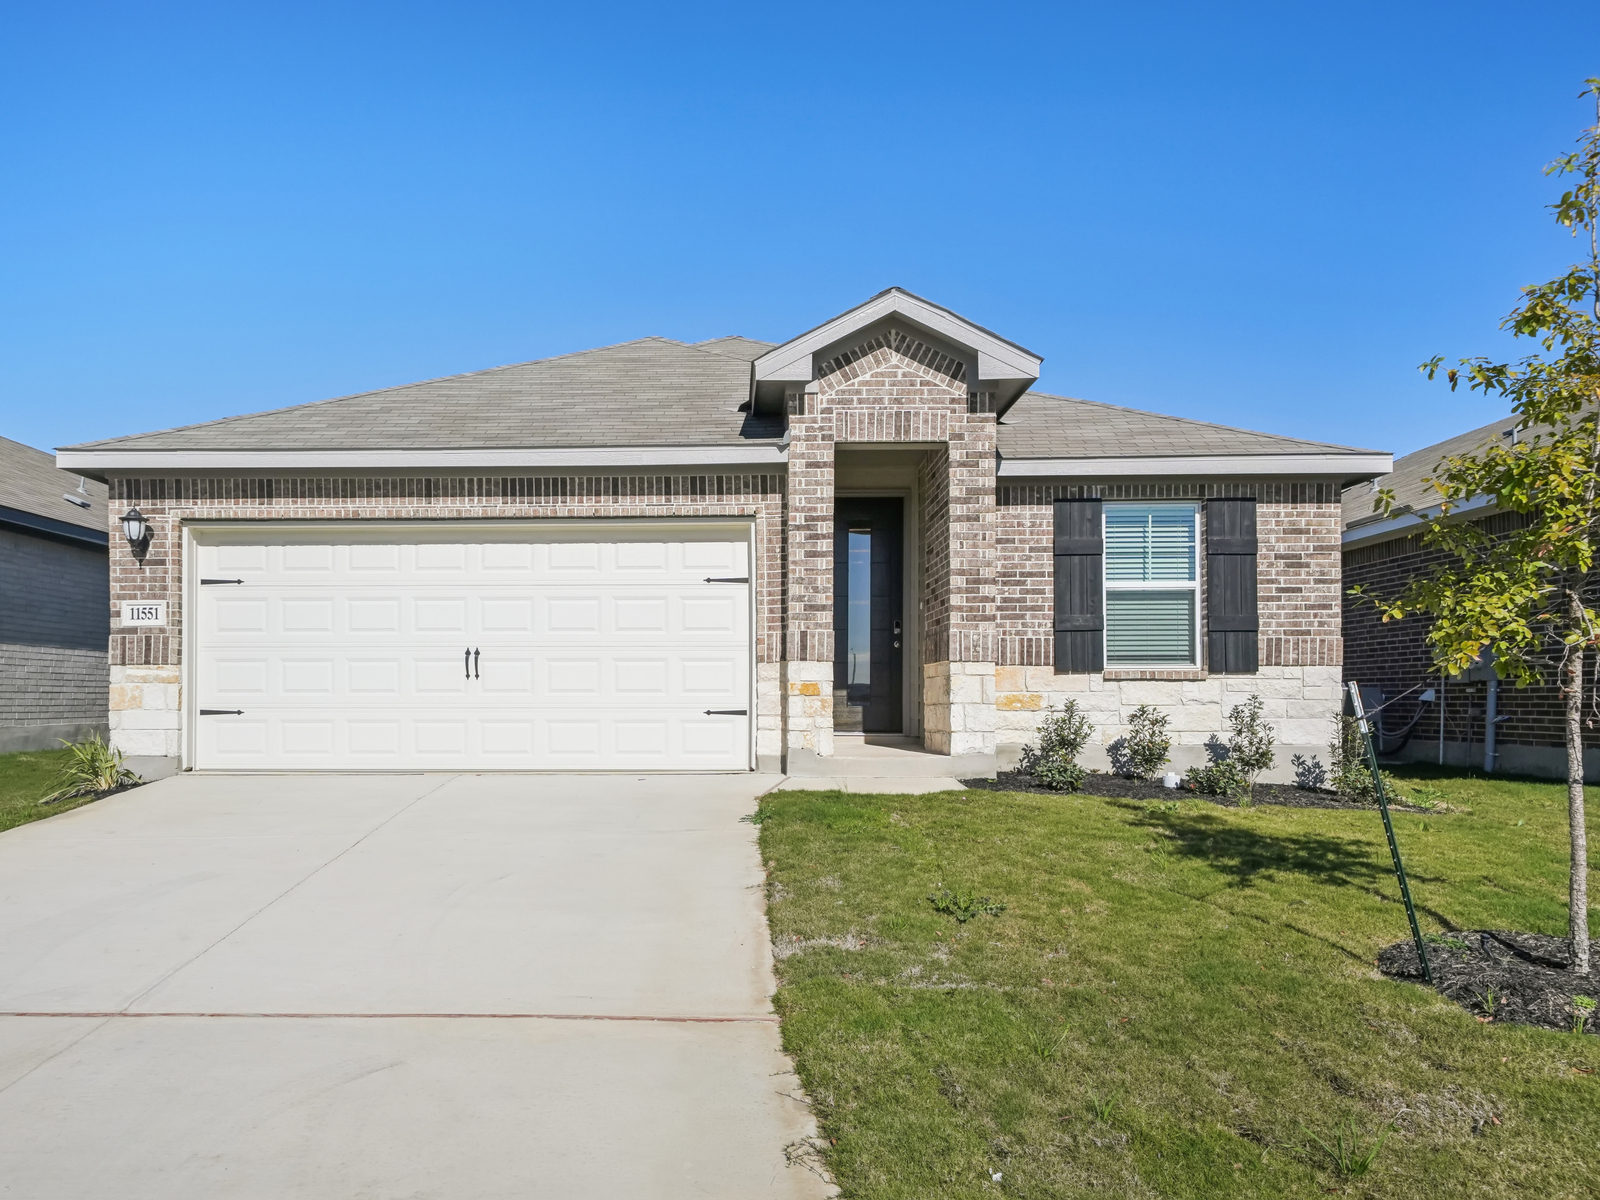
[57,445,789,473]
[998,453,1392,479]
[1341,493,1495,549]
[753,288,1042,388]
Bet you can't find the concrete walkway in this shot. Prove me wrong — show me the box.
[0,773,831,1199]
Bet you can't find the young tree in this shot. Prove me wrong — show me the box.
[1355,81,1600,975]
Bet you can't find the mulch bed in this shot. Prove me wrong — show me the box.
[962,770,1435,813]
[1379,931,1600,1036]
[39,782,142,807]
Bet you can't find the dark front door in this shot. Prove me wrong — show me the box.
[833,498,904,734]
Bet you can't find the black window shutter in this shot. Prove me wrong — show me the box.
[1053,498,1104,673]
[1206,498,1258,673]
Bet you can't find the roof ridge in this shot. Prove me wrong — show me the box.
[676,338,768,366]
[61,336,690,450]
[1015,391,1379,455]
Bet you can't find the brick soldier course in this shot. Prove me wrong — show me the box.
[59,289,1390,779]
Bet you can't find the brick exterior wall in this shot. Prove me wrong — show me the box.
[991,480,1347,778]
[0,526,109,748]
[782,341,998,759]
[0,644,108,750]
[1342,511,1600,777]
[93,399,1350,777]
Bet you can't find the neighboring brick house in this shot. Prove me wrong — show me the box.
[1343,418,1597,780]
[0,436,110,752]
[57,289,1388,780]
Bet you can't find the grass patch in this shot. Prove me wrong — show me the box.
[760,767,1599,1197]
[0,748,100,833]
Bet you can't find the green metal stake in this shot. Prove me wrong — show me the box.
[1347,682,1433,985]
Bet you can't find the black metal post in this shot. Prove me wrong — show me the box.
[1348,682,1432,984]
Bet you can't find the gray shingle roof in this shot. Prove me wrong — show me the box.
[1342,416,1514,532]
[999,392,1377,459]
[63,337,1378,467]
[66,338,784,452]
[695,336,774,361]
[0,435,107,533]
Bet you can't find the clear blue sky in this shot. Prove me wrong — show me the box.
[2,3,1597,458]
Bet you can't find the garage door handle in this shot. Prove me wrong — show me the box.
[465,648,471,679]
[704,709,748,716]
[200,709,244,716]
[473,648,479,679]
[201,578,244,585]
[704,577,748,583]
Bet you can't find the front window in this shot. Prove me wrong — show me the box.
[1103,503,1198,667]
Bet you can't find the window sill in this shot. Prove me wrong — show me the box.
[1102,668,1207,681]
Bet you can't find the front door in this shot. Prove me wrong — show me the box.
[833,498,903,733]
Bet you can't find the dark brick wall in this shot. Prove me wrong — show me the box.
[1341,512,1599,753]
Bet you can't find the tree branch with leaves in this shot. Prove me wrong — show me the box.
[1353,80,1600,975]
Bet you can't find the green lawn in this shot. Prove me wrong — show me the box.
[759,768,1600,1198]
[0,747,98,833]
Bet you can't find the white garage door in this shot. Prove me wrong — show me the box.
[190,523,752,771]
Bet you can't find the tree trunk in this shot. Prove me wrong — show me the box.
[1565,589,1591,974]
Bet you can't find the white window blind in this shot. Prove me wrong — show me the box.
[1103,503,1198,666]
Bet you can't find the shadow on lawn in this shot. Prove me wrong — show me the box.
[1125,804,1443,893]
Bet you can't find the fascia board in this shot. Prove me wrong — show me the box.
[998,453,1394,478]
[1341,493,1495,548]
[753,291,1042,385]
[57,445,790,473]
[0,504,108,547]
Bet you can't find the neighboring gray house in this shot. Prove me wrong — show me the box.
[1,436,110,752]
[57,289,1388,779]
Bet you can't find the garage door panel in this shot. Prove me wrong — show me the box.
[194,527,751,771]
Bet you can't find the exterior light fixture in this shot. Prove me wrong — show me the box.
[121,506,151,563]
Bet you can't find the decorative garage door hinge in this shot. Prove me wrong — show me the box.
[200,578,244,585]
[703,709,748,716]
[199,709,245,716]
[703,577,748,583]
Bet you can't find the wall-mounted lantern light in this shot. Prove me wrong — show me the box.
[121,506,151,564]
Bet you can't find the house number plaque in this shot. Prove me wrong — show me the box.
[120,601,167,626]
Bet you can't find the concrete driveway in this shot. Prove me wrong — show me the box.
[0,773,831,1199]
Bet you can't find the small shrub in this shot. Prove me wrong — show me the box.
[1223,694,1276,786]
[1019,702,1093,792]
[1034,758,1089,792]
[41,735,142,804]
[1291,753,1329,790]
[1185,695,1277,800]
[928,886,1007,923]
[1184,759,1251,799]
[1116,705,1171,779]
[1328,716,1407,803]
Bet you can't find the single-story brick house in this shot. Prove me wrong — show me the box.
[1,435,110,752]
[1342,417,1596,780]
[57,289,1389,780]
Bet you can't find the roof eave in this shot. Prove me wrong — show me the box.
[997,452,1394,481]
[1342,493,1495,549]
[56,444,790,476]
